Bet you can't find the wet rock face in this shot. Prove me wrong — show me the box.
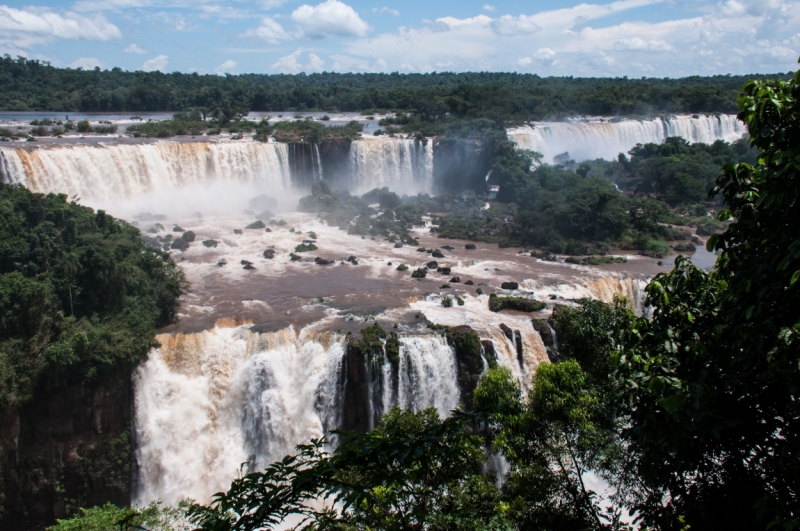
[501,281,519,290]
[0,374,133,531]
[465,243,477,250]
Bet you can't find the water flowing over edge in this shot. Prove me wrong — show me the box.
[508,114,747,164]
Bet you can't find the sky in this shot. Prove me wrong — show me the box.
[0,0,798,77]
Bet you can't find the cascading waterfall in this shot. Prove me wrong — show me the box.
[0,141,292,204]
[508,114,747,164]
[133,323,346,506]
[348,137,434,195]
[134,325,462,506]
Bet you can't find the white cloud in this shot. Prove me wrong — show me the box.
[215,59,237,74]
[517,56,531,66]
[124,43,148,54]
[0,6,121,44]
[242,17,291,43]
[291,0,370,39]
[483,5,496,12]
[142,54,169,71]
[533,47,557,64]
[271,50,326,73]
[70,57,102,69]
[372,7,399,17]
[490,15,541,36]
[614,37,673,51]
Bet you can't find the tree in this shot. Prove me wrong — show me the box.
[612,65,800,530]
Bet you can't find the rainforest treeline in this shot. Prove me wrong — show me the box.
[0,55,791,119]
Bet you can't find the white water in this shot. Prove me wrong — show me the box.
[348,137,433,195]
[508,114,747,164]
[0,141,292,205]
[133,323,345,505]
[134,323,462,506]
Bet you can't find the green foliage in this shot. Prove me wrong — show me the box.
[607,69,800,529]
[189,408,507,531]
[3,57,780,118]
[411,268,427,279]
[488,294,546,312]
[48,501,190,531]
[442,296,453,308]
[395,263,408,271]
[0,184,186,407]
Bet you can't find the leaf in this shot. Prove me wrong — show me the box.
[745,305,754,319]
[792,270,800,286]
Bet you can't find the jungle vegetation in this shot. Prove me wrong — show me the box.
[0,184,186,408]
[1,55,791,121]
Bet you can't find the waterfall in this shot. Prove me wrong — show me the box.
[133,323,345,506]
[508,114,748,164]
[313,143,324,182]
[0,141,292,204]
[348,137,433,195]
[134,326,461,506]
[394,335,460,417]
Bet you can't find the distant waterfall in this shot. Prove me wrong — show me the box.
[348,137,433,195]
[0,141,291,204]
[508,114,748,163]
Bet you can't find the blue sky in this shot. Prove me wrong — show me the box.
[1,0,798,76]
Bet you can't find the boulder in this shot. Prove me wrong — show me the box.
[246,220,266,229]
[437,266,452,275]
[426,261,439,269]
[489,294,546,313]
[243,263,256,270]
[347,255,357,263]
[441,245,454,250]
[499,323,514,341]
[263,249,275,259]
[501,281,519,290]
[241,260,253,266]
[465,243,477,250]
[182,230,196,243]
[440,284,451,289]
[173,225,185,232]
[217,259,227,267]
[170,238,189,251]
[464,280,474,285]
[394,242,404,248]
[531,319,555,348]
[233,229,243,235]
[432,250,445,258]
[450,276,461,283]
[314,257,334,265]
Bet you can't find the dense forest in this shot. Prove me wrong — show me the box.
[0,55,792,120]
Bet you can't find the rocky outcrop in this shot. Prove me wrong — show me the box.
[0,373,133,531]
[489,294,546,313]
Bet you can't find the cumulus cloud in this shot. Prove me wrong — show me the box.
[271,50,326,73]
[215,59,237,74]
[490,14,541,36]
[0,6,121,45]
[242,17,291,43]
[483,5,496,12]
[70,57,102,69]
[142,54,169,71]
[517,56,531,66]
[291,0,369,39]
[614,37,672,51]
[124,43,148,53]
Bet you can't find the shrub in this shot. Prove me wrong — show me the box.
[202,239,218,248]
[411,268,427,278]
[442,297,453,308]
[76,120,92,132]
[295,243,318,252]
[488,294,546,312]
[396,264,409,271]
